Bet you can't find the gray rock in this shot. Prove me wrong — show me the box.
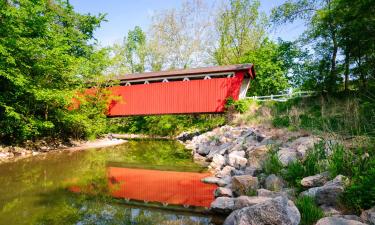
[315,217,366,225]
[320,204,341,216]
[202,176,229,187]
[234,196,272,210]
[176,131,200,142]
[217,166,235,178]
[361,206,375,225]
[246,145,269,169]
[277,148,298,166]
[232,175,259,196]
[301,172,330,188]
[244,166,258,176]
[193,153,208,166]
[210,154,226,170]
[223,196,300,225]
[265,174,285,191]
[289,136,321,159]
[196,143,212,155]
[215,187,233,198]
[334,215,363,222]
[231,169,245,176]
[210,197,235,214]
[228,151,247,169]
[207,142,232,160]
[301,175,346,206]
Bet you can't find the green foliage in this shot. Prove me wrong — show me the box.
[295,196,324,225]
[272,116,290,128]
[263,147,284,175]
[107,114,225,137]
[0,0,107,143]
[241,39,290,96]
[341,153,375,213]
[282,160,306,188]
[225,97,249,113]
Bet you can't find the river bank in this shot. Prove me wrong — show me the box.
[0,137,127,164]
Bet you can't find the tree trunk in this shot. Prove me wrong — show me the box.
[344,51,349,91]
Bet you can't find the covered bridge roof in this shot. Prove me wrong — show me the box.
[115,64,255,82]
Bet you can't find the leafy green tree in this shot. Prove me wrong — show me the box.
[0,0,106,143]
[240,39,289,95]
[214,0,268,65]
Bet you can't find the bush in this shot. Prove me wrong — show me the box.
[225,97,249,113]
[303,141,327,175]
[295,196,324,225]
[282,161,305,188]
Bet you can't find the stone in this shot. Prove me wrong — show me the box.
[215,187,233,198]
[301,175,346,206]
[277,147,298,166]
[234,196,272,210]
[320,204,341,216]
[361,206,375,225]
[228,151,247,169]
[315,217,366,225]
[196,143,212,155]
[334,215,363,222]
[210,154,226,170]
[301,172,330,188]
[231,169,245,176]
[223,196,300,225]
[207,142,232,160]
[176,131,200,142]
[244,166,258,176]
[217,166,235,178]
[289,136,321,159]
[265,174,285,191]
[246,145,269,169]
[232,175,259,196]
[210,197,235,214]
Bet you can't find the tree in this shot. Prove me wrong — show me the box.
[241,39,289,95]
[214,0,268,65]
[0,0,106,143]
[147,0,213,70]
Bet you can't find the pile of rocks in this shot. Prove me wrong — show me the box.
[180,125,374,225]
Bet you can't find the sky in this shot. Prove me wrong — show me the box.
[69,0,306,47]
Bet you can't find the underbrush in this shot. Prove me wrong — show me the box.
[236,92,375,144]
[295,196,324,225]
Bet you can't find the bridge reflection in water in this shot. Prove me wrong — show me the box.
[107,166,216,208]
[70,164,217,209]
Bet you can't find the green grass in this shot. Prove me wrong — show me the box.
[295,196,324,225]
[262,147,284,175]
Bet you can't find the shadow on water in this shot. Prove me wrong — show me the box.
[0,140,225,225]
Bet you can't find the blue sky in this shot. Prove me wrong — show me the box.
[70,0,306,47]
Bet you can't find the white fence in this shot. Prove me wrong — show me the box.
[246,91,317,102]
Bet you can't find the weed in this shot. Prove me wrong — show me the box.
[263,147,284,175]
[295,196,324,225]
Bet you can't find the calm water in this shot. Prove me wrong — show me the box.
[0,140,222,225]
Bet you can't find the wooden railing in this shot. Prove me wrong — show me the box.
[246,91,317,102]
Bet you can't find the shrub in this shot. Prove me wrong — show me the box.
[303,141,327,175]
[282,161,305,188]
[225,97,249,113]
[295,196,324,225]
[327,144,353,177]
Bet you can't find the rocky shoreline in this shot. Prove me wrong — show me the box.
[179,125,375,225]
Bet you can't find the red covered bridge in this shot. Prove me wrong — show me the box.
[105,64,255,116]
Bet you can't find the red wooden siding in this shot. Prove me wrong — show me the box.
[106,72,245,116]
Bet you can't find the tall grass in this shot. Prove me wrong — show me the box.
[295,196,324,225]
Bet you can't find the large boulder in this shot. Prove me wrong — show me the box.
[207,142,232,160]
[361,206,375,225]
[301,175,347,206]
[301,172,330,188]
[232,175,259,196]
[277,148,298,166]
[210,197,235,214]
[246,145,269,169]
[234,196,272,210]
[265,174,285,191]
[315,217,366,225]
[223,196,300,225]
[228,151,248,169]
